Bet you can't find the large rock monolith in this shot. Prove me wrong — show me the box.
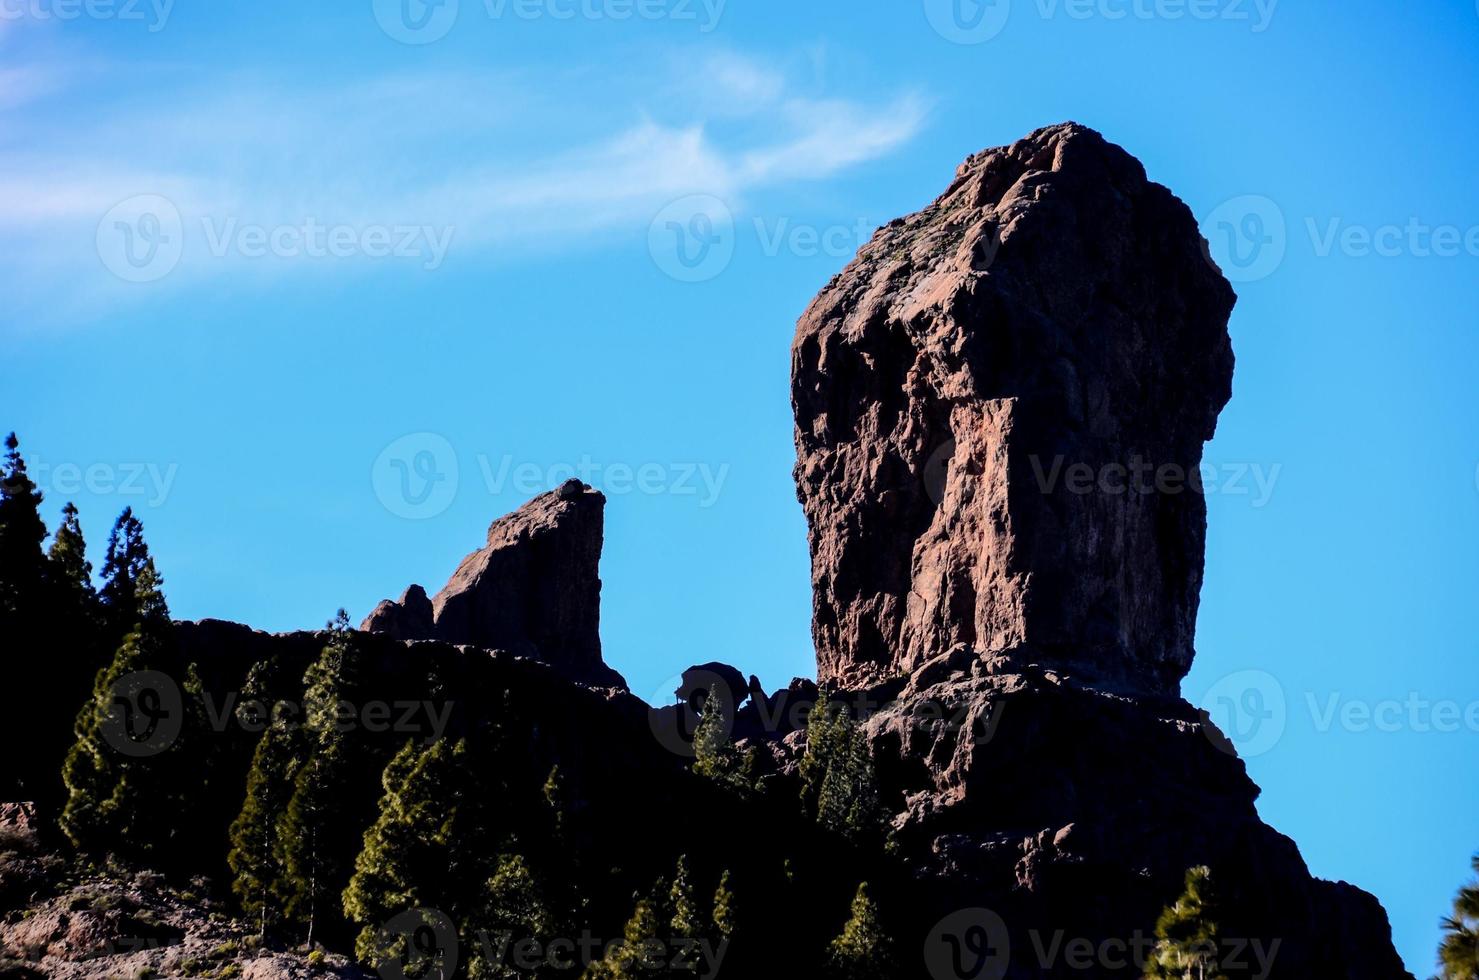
[792,121,1235,692]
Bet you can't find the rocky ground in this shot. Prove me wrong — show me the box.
[0,808,361,980]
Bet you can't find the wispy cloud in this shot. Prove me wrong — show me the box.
[0,48,928,326]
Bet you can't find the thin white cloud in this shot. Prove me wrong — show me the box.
[0,48,929,326]
[738,95,931,184]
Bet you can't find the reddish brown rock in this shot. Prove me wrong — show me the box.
[792,122,1235,692]
[779,122,1410,977]
[363,479,624,688]
[362,584,432,641]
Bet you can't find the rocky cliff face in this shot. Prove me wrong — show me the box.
[785,122,1411,978]
[363,479,624,688]
[793,121,1235,692]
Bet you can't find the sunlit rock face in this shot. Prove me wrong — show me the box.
[792,122,1235,693]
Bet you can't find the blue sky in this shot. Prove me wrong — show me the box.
[3,0,1477,973]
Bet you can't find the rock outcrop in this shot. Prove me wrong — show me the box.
[793,121,1235,692]
[363,479,624,688]
[782,123,1411,978]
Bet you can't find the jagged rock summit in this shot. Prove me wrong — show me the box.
[364,479,624,688]
[793,121,1235,693]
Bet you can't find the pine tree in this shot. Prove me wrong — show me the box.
[1437,854,1479,980]
[0,432,46,621]
[467,853,556,980]
[99,507,156,636]
[279,738,354,946]
[344,739,468,964]
[826,882,895,980]
[1144,866,1227,980]
[0,433,47,803]
[584,898,665,980]
[60,545,163,849]
[692,685,757,798]
[668,856,702,941]
[692,685,737,777]
[799,702,846,816]
[277,612,372,946]
[801,703,887,846]
[228,719,305,939]
[47,502,94,605]
[711,870,735,942]
[12,498,101,808]
[57,568,211,862]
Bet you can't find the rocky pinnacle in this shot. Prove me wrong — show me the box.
[792,122,1236,693]
[364,479,625,689]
